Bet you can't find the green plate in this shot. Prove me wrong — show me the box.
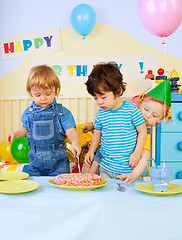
[135,182,182,196]
[0,171,29,181]
[49,178,107,191]
[0,179,39,194]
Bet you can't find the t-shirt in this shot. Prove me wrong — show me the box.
[94,100,145,174]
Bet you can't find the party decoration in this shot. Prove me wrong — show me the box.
[11,138,30,163]
[0,140,18,163]
[71,4,96,36]
[33,55,158,84]
[2,28,61,60]
[139,0,182,38]
[147,78,171,106]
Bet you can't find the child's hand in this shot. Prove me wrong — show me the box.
[117,172,138,185]
[84,151,94,166]
[66,128,81,158]
[71,143,81,158]
[6,133,15,144]
[82,124,94,133]
[129,152,141,168]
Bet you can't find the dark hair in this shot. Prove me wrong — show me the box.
[85,61,127,96]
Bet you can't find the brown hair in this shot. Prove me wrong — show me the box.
[85,61,127,97]
[136,94,172,122]
[26,65,61,96]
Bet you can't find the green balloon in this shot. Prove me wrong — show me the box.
[11,137,30,163]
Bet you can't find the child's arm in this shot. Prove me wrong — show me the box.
[6,127,29,144]
[87,146,102,174]
[129,122,147,167]
[66,127,81,158]
[84,129,101,166]
[88,160,99,174]
[117,149,149,184]
[82,124,94,133]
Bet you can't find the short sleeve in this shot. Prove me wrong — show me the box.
[21,107,30,131]
[132,107,145,127]
[94,110,102,131]
[59,106,76,132]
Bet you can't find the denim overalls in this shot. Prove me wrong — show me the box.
[28,104,70,176]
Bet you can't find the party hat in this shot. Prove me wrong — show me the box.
[147,78,171,106]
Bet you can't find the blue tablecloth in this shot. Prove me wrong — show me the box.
[1,177,182,240]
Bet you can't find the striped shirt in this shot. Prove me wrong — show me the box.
[94,100,145,174]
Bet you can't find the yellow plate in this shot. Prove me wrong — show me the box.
[0,179,40,194]
[49,178,107,191]
[0,171,29,180]
[135,183,182,196]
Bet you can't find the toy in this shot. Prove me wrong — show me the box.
[145,70,155,80]
[145,68,167,85]
[170,70,181,93]
[155,68,167,84]
[11,138,30,163]
[0,140,18,163]
[145,68,182,94]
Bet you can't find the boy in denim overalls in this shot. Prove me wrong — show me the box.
[6,65,81,176]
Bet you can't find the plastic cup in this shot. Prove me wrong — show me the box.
[150,166,172,192]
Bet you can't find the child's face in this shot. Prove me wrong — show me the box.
[139,99,164,127]
[93,91,122,110]
[31,86,56,108]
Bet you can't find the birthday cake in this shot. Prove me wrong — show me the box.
[54,173,102,187]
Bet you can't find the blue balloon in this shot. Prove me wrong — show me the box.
[71,4,96,37]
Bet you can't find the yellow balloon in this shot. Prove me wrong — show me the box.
[0,140,18,163]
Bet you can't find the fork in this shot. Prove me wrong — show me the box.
[72,157,77,170]
[117,183,125,192]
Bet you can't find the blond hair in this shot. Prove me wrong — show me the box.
[27,65,61,96]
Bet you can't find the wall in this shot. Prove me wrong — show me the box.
[0,24,182,97]
[0,0,182,140]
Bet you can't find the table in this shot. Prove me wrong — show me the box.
[1,177,182,240]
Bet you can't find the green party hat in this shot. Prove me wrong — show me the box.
[147,78,171,106]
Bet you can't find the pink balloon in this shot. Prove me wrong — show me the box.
[139,0,182,38]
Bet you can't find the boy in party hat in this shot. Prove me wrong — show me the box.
[84,78,172,184]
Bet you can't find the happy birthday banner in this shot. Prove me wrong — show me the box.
[1,28,61,59]
[34,55,159,83]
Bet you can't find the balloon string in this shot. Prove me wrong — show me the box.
[162,36,167,168]
[82,35,87,80]
[162,37,167,70]
[162,36,166,45]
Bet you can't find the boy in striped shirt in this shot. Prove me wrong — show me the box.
[84,62,147,179]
